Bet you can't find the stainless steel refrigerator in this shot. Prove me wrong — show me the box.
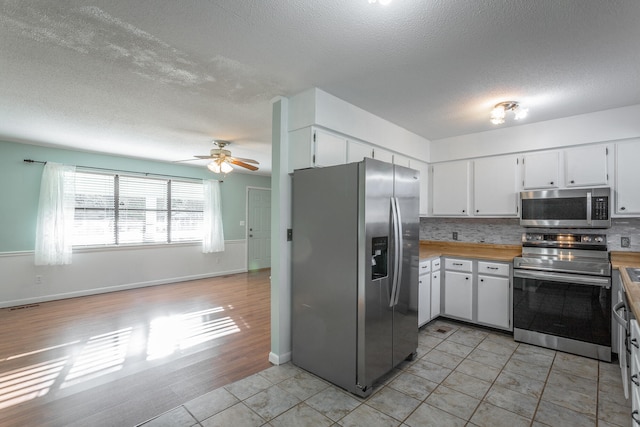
[291,158,419,397]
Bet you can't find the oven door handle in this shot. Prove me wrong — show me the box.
[613,300,628,330]
[514,269,611,289]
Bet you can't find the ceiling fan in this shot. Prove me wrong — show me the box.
[193,140,259,173]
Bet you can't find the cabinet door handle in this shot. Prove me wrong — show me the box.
[632,374,640,387]
[453,262,463,266]
[633,410,640,425]
[632,338,639,349]
[487,266,499,270]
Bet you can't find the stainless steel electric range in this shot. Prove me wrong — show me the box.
[513,232,612,361]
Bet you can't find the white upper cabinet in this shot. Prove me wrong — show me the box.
[372,147,394,164]
[615,139,640,215]
[564,145,609,187]
[393,154,411,168]
[473,155,519,216]
[411,160,430,216]
[289,127,347,172]
[314,129,348,168]
[347,140,373,163]
[431,161,470,216]
[522,151,560,189]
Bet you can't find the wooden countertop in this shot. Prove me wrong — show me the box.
[612,251,640,319]
[419,240,521,262]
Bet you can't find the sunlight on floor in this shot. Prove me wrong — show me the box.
[146,306,240,360]
[0,357,68,410]
[0,306,241,409]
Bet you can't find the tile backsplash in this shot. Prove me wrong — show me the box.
[419,217,640,252]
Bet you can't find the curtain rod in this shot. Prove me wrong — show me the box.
[23,159,223,183]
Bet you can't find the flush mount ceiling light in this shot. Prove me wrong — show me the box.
[490,101,529,125]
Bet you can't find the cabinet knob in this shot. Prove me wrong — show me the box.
[476,210,479,213]
[621,206,627,211]
[480,279,484,282]
[570,180,575,184]
[550,181,554,185]
[465,277,469,280]
[462,209,466,213]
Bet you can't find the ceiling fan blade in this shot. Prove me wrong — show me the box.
[194,155,217,159]
[173,158,201,163]
[229,159,259,171]
[228,156,259,165]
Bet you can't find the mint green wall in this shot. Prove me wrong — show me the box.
[0,140,271,252]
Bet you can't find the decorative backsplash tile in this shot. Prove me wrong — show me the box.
[419,217,640,252]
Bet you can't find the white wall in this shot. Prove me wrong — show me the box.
[0,240,246,308]
[289,88,431,163]
[430,104,640,162]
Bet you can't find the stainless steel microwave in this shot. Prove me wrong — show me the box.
[520,188,611,228]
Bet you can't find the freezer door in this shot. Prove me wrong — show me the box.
[358,159,394,392]
[392,164,420,366]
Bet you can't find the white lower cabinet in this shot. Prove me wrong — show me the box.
[477,275,510,329]
[631,319,640,424]
[444,271,473,321]
[418,257,441,327]
[418,260,431,327]
[431,269,441,319]
[442,257,512,331]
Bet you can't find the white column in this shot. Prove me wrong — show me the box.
[269,97,292,364]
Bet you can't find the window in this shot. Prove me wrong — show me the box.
[73,171,204,246]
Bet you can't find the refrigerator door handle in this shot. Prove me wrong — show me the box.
[389,197,400,307]
[394,196,404,306]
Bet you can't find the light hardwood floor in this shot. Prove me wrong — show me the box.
[0,269,271,427]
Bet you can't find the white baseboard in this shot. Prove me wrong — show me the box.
[269,351,292,365]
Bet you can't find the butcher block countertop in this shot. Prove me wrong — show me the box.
[611,251,640,320]
[419,240,521,262]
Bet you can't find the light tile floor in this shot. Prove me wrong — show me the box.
[138,320,630,427]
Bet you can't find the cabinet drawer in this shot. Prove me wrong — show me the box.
[431,258,441,271]
[478,261,509,277]
[419,260,431,275]
[445,258,472,272]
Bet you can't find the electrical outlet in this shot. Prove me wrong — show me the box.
[35,275,43,285]
[452,231,458,240]
[621,236,631,248]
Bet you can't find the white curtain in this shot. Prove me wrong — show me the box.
[202,179,225,253]
[35,162,77,265]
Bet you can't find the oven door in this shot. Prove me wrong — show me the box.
[513,269,611,359]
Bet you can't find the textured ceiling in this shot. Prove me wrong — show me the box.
[1,0,639,174]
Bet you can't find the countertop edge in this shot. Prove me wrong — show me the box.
[419,240,521,262]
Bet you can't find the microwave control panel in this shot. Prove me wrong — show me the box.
[592,196,609,220]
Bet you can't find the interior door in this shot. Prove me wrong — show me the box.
[247,188,271,270]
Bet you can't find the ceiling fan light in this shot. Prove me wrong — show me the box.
[220,162,233,174]
[514,106,529,120]
[490,105,506,124]
[207,162,221,173]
